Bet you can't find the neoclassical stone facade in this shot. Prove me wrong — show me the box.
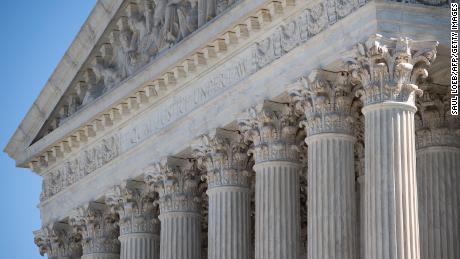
[4,0,456,258]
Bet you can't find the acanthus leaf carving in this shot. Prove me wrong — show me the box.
[105,180,160,236]
[34,223,82,259]
[415,83,460,149]
[289,69,356,136]
[41,135,120,202]
[238,101,301,163]
[39,0,373,203]
[68,202,120,256]
[144,157,202,214]
[192,129,252,189]
[347,34,438,106]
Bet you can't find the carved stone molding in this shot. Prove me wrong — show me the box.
[40,135,120,202]
[30,0,370,174]
[34,223,82,259]
[69,202,120,256]
[347,34,438,106]
[36,0,240,140]
[192,128,252,189]
[144,157,201,214]
[105,180,160,236]
[238,101,301,164]
[34,0,372,204]
[415,83,460,149]
[289,69,356,136]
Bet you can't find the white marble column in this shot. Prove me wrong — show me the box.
[69,202,120,259]
[291,69,357,259]
[34,223,82,259]
[415,88,460,259]
[348,34,438,259]
[145,157,202,259]
[106,180,160,259]
[239,101,301,259]
[192,129,252,259]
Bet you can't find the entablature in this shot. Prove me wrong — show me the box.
[3,0,450,224]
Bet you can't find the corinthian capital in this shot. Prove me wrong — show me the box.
[144,157,201,213]
[290,69,356,136]
[34,223,82,259]
[415,83,460,149]
[238,101,300,163]
[68,202,120,256]
[347,34,438,106]
[105,180,159,236]
[192,128,252,189]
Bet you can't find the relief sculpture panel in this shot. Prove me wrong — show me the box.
[41,0,370,201]
[40,135,120,202]
[37,0,240,140]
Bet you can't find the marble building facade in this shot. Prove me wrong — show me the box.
[4,0,457,258]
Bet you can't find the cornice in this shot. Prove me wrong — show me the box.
[4,0,125,164]
[39,0,377,203]
[10,0,289,171]
[36,0,451,224]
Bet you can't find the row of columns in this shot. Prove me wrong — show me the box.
[34,35,459,259]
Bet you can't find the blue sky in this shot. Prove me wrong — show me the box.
[0,1,95,258]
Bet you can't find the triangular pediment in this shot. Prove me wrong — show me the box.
[5,0,239,164]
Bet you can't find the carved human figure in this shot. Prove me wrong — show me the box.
[142,0,160,60]
[127,2,157,66]
[81,68,104,105]
[116,17,140,79]
[99,44,121,91]
[176,0,198,39]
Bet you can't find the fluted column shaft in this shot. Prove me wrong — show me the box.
[415,83,460,259]
[145,157,202,259]
[119,233,159,259]
[306,133,356,259]
[253,161,301,259]
[207,187,251,259]
[82,254,119,259]
[159,212,201,259]
[105,182,160,259]
[363,103,420,259]
[347,34,439,259]
[291,68,357,259]
[193,129,253,259]
[68,203,120,259]
[238,102,301,259]
[417,147,460,259]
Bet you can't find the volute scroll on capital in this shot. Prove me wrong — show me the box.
[346,34,438,107]
[192,128,252,189]
[289,69,357,136]
[68,202,120,255]
[415,83,460,149]
[143,157,202,213]
[238,101,302,164]
[34,222,82,259]
[105,180,160,236]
